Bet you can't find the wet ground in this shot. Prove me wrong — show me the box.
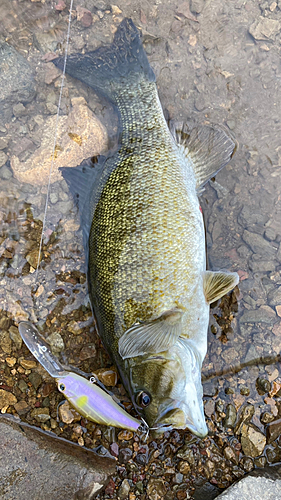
[0,0,281,499]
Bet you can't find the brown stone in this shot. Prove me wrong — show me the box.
[118,430,134,441]
[94,366,118,387]
[241,424,266,457]
[266,418,281,444]
[0,389,17,410]
[20,359,37,369]
[58,401,82,424]
[14,400,30,415]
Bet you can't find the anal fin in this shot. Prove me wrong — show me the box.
[203,270,239,304]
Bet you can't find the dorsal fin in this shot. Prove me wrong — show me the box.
[172,123,237,192]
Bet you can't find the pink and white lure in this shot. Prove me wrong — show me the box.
[18,321,144,432]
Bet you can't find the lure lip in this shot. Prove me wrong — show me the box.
[18,321,67,378]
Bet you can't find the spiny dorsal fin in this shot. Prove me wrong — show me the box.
[118,309,184,359]
[203,271,239,304]
[172,123,236,192]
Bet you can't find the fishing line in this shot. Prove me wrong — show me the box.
[35,0,74,285]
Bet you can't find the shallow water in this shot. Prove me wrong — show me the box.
[0,0,281,498]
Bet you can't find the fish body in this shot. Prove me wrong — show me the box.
[18,321,142,431]
[53,19,239,437]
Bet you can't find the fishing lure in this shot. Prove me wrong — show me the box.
[18,321,145,432]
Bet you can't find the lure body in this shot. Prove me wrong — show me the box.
[18,321,142,431]
[57,372,140,430]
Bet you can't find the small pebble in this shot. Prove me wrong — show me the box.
[118,447,132,463]
[240,456,254,472]
[14,400,30,415]
[59,401,81,424]
[28,372,42,390]
[260,411,275,424]
[78,437,84,446]
[110,442,119,457]
[5,357,16,368]
[118,430,133,441]
[94,366,118,386]
[18,379,28,393]
[118,479,130,499]
[20,359,37,370]
[0,331,12,354]
[46,332,64,354]
[0,389,17,410]
[240,386,250,396]
[31,407,50,423]
[256,377,271,395]
[9,326,22,350]
[177,460,191,474]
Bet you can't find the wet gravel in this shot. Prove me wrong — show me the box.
[0,0,281,499]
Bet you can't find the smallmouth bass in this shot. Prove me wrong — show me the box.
[53,18,239,437]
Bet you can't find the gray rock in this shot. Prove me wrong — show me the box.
[0,165,13,180]
[240,306,277,324]
[242,230,277,257]
[243,344,260,365]
[249,17,281,41]
[216,465,281,499]
[0,137,8,150]
[0,414,115,499]
[238,205,268,228]
[249,260,277,272]
[0,41,36,123]
[267,286,281,306]
[191,0,205,14]
[277,243,281,262]
[0,151,8,167]
[264,227,276,241]
[33,31,62,53]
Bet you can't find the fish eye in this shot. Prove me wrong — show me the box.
[59,383,65,392]
[135,391,151,408]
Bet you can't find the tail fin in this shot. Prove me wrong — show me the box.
[52,18,155,103]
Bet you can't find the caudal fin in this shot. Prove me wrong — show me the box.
[52,18,155,103]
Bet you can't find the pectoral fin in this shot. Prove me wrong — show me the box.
[118,309,184,359]
[172,123,236,192]
[203,271,239,304]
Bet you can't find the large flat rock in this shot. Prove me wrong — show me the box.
[0,415,115,500]
[215,465,281,500]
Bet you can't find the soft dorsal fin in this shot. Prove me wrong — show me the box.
[172,123,236,192]
[118,309,184,359]
[203,271,239,304]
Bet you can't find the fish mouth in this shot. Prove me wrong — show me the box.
[153,407,208,439]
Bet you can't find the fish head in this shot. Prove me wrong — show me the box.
[125,340,208,438]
